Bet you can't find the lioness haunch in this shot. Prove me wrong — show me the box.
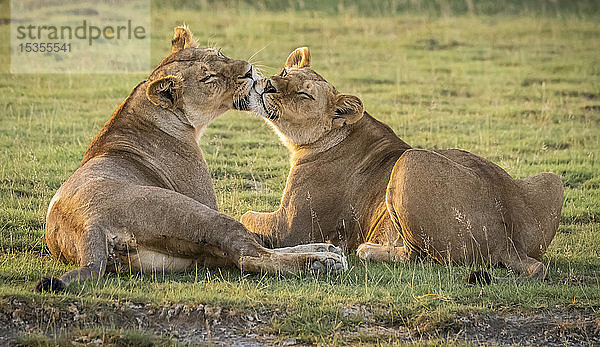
[37,29,347,293]
[243,47,563,280]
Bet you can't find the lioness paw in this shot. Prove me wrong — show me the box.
[308,252,348,274]
[356,242,379,260]
[356,242,412,263]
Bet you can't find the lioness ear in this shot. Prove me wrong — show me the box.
[146,75,184,109]
[332,94,364,128]
[171,25,198,54]
[285,47,311,69]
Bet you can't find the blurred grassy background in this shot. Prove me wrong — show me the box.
[0,0,599,344]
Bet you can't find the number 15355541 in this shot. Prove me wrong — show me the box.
[18,42,72,53]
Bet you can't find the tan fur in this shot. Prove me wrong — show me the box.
[244,47,563,280]
[37,31,347,292]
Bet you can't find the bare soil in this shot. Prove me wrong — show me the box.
[0,296,598,346]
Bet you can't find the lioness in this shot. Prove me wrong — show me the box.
[37,30,347,292]
[243,47,564,279]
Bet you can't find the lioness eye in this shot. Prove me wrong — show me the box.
[200,74,217,83]
[296,91,315,100]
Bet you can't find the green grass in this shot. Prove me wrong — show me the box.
[19,328,177,346]
[1,0,599,344]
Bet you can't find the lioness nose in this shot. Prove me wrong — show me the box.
[263,80,277,94]
[239,67,253,80]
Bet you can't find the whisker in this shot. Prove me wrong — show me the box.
[251,64,272,75]
[205,35,219,50]
[252,64,272,70]
[248,61,271,68]
[252,65,265,73]
[247,43,272,63]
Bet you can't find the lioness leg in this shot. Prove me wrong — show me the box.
[241,211,281,247]
[385,150,527,269]
[36,227,108,292]
[432,151,563,262]
[111,185,347,275]
[517,172,564,259]
[385,149,554,280]
[39,184,346,292]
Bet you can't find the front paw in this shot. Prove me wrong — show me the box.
[309,251,348,274]
[356,242,379,260]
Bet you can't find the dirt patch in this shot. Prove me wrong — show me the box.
[454,310,600,346]
[1,297,598,345]
[0,297,276,346]
[340,308,599,345]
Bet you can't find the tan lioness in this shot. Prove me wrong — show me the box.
[243,47,563,279]
[37,30,347,292]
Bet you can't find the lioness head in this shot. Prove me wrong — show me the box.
[249,47,363,148]
[146,25,258,128]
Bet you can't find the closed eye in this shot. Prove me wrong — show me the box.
[199,74,218,83]
[296,91,315,100]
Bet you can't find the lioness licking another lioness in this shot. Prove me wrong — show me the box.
[243,47,564,280]
[37,29,347,292]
